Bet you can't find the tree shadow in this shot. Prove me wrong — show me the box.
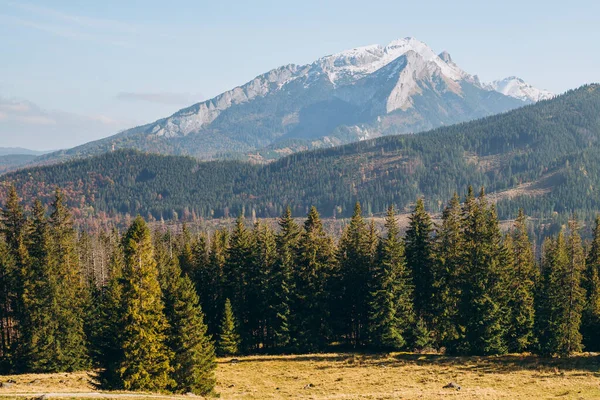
[217,351,600,375]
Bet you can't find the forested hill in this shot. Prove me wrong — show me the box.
[1,84,599,223]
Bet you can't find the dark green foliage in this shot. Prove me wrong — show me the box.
[218,298,240,356]
[456,189,508,355]
[505,210,537,352]
[432,193,463,348]
[536,225,586,357]
[118,217,173,391]
[224,215,255,351]
[90,245,125,389]
[293,207,336,351]
[270,207,299,349]
[160,257,216,396]
[336,203,372,346]
[405,199,435,326]
[31,189,90,372]
[582,216,600,351]
[368,205,413,350]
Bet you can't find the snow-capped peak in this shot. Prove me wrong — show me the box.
[315,37,472,85]
[485,76,554,102]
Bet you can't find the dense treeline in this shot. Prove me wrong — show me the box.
[1,185,599,394]
[2,85,600,227]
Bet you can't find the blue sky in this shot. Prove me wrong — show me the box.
[0,0,598,150]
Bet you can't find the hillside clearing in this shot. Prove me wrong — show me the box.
[0,353,598,399]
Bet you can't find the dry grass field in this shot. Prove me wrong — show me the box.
[0,353,598,400]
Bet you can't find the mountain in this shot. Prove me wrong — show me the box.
[0,147,48,156]
[39,37,550,163]
[2,85,597,227]
[485,77,554,102]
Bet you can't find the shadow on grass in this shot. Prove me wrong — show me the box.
[218,351,600,375]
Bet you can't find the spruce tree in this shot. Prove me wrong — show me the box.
[161,257,216,395]
[218,298,240,356]
[432,193,463,349]
[336,202,371,346]
[368,205,413,350]
[19,200,55,372]
[119,216,173,391]
[0,185,28,361]
[224,215,254,351]
[198,229,227,337]
[294,206,336,351]
[582,216,600,351]
[536,225,586,357]
[505,209,537,352]
[457,189,508,355]
[251,221,277,349]
[44,189,90,371]
[404,199,435,326]
[0,233,15,371]
[271,207,299,350]
[91,244,125,389]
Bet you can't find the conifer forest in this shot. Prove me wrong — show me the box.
[0,185,598,395]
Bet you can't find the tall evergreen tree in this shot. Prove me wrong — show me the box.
[218,298,240,356]
[0,185,28,361]
[294,206,336,351]
[505,209,537,352]
[91,244,125,389]
[161,257,216,396]
[457,189,508,355]
[536,224,586,357]
[582,216,600,351]
[0,234,15,371]
[432,193,463,348]
[368,205,413,349]
[404,199,435,326]
[336,203,371,346]
[198,229,227,337]
[270,207,300,349]
[43,189,89,371]
[224,215,254,351]
[251,221,277,349]
[118,216,173,391]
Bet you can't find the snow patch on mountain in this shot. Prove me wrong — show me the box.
[486,77,554,102]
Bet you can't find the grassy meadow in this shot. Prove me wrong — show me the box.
[0,353,597,399]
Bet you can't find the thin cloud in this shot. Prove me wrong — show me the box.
[117,92,203,106]
[0,1,137,47]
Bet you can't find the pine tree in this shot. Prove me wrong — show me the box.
[0,234,15,371]
[404,199,435,326]
[0,185,28,362]
[90,244,125,389]
[161,257,216,395]
[368,205,413,350]
[294,206,336,351]
[505,210,537,352]
[218,298,240,356]
[582,216,600,351]
[251,221,277,349]
[42,189,90,371]
[18,200,55,372]
[270,207,299,350]
[224,214,254,351]
[457,189,508,355]
[336,203,371,346]
[432,193,463,349]
[536,224,586,357]
[119,216,173,391]
[198,229,227,337]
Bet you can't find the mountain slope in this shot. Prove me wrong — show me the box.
[39,37,550,163]
[2,85,597,225]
